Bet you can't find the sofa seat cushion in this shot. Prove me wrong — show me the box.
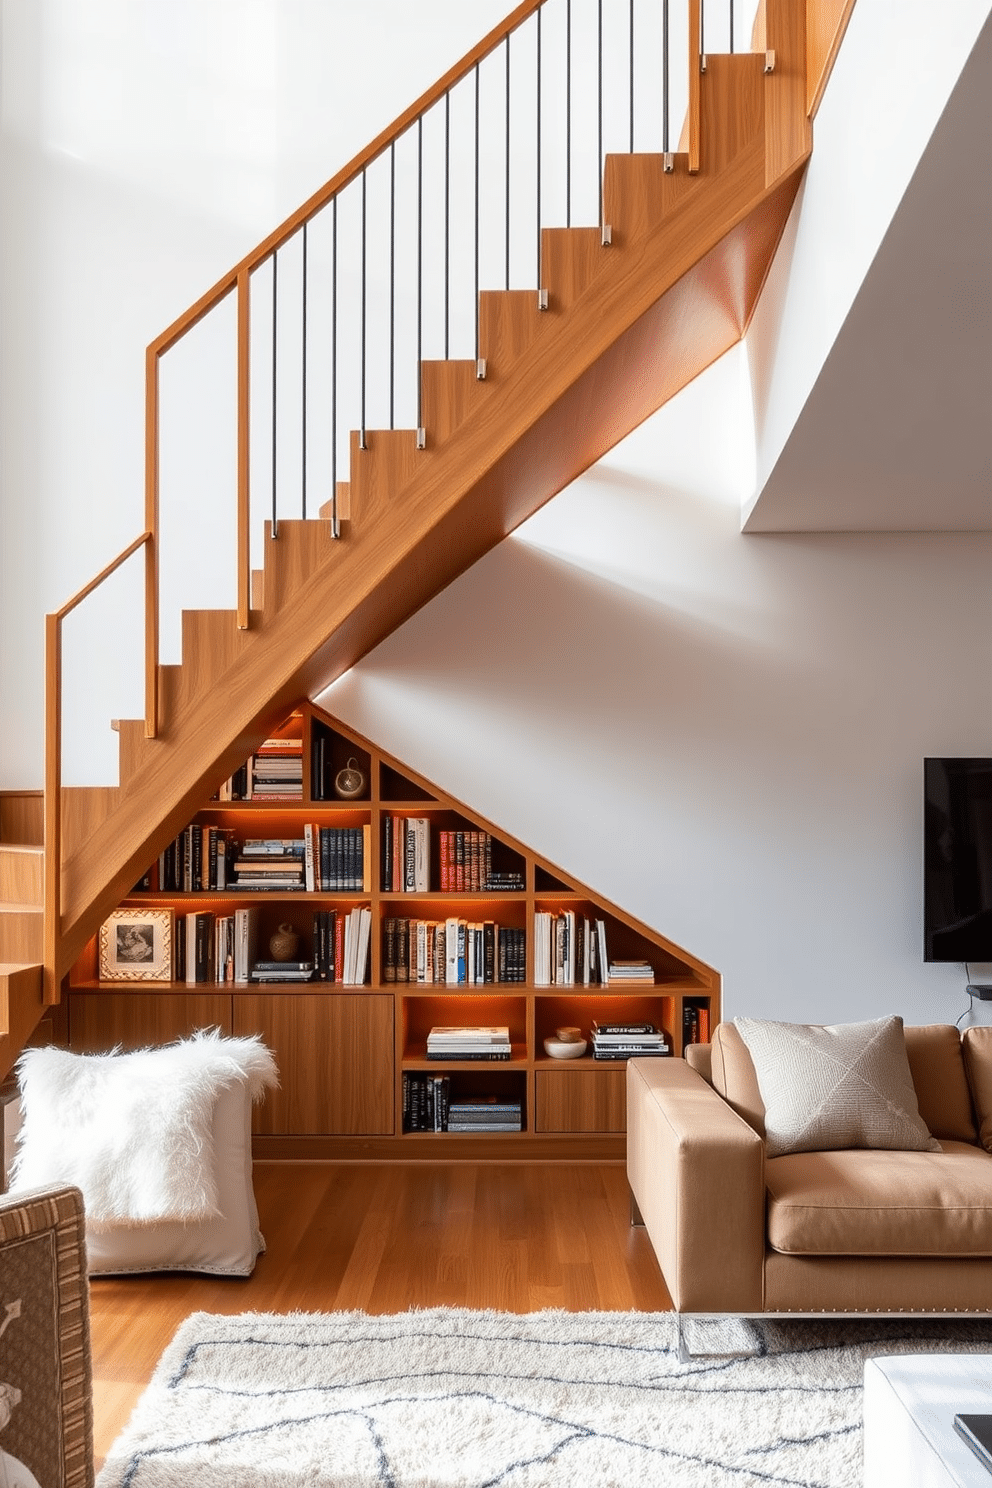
[766,1141,992,1257]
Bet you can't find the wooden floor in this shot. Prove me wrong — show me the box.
[88,1160,671,1469]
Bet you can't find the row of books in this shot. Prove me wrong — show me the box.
[438,831,522,892]
[382,815,430,892]
[533,912,658,987]
[682,1001,711,1047]
[426,1026,512,1060]
[402,1075,523,1132]
[383,919,526,984]
[303,825,372,893]
[152,824,234,893]
[591,1020,670,1060]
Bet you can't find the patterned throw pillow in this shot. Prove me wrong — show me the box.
[733,1015,941,1158]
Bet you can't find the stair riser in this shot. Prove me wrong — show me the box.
[0,910,43,963]
[0,849,43,906]
[0,966,46,1078]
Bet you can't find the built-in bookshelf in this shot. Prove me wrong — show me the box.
[66,702,720,1160]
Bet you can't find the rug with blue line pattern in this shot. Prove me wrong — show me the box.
[95,1308,992,1487]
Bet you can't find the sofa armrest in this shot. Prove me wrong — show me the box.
[627,1057,765,1313]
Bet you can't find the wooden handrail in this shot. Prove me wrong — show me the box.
[148,0,546,360]
[53,531,152,620]
[45,530,154,1004]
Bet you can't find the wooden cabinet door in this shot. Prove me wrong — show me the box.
[68,991,233,1052]
[234,993,394,1135]
[535,1068,627,1133]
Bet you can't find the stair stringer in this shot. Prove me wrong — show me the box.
[56,35,812,987]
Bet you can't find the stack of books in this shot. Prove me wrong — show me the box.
[606,959,656,987]
[231,839,305,891]
[591,1021,670,1060]
[249,737,303,799]
[447,1097,522,1133]
[251,960,314,983]
[425,1026,512,1060]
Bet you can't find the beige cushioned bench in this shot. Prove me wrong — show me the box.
[626,1023,992,1315]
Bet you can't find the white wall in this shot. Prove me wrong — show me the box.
[745,0,992,523]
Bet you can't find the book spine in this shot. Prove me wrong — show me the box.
[333,913,343,985]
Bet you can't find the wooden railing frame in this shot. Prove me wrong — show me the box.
[44,532,153,1004]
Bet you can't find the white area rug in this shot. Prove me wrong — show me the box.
[96,1308,992,1487]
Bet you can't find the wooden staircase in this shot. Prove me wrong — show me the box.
[1,0,856,1082]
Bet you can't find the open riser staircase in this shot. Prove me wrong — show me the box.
[0,0,856,1079]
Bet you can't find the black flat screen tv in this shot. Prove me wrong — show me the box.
[924,758,992,962]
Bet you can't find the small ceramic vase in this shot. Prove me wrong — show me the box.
[269,923,300,962]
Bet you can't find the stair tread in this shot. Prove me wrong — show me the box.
[0,903,43,916]
[0,962,42,975]
[0,846,43,857]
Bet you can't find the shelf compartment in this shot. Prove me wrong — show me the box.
[310,719,372,803]
[535,993,676,1054]
[381,901,527,986]
[532,898,705,988]
[402,992,527,1060]
[402,1068,526,1134]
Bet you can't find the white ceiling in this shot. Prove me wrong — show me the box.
[745,10,992,532]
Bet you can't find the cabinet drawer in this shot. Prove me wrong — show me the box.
[535,1067,627,1133]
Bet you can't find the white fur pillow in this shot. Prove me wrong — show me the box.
[10,1032,277,1229]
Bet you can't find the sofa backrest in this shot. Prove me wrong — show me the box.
[710,1021,989,1147]
[962,1026,992,1153]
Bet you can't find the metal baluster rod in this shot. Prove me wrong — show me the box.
[360,170,367,450]
[271,251,278,538]
[331,196,339,538]
[301,222,308,518]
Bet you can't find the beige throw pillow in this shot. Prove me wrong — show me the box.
[733,1015,941,1158]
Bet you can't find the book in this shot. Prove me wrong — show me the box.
[954,1416,992,1474]
[428,1026,510,1042]
[593,1047,670,1059]
[592,1021,658,1036]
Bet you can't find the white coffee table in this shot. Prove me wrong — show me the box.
[864,1355,992,1488]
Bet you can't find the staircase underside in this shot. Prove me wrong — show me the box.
[48,30,812,1005]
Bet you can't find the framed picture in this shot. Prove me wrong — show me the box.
[98,908,173,982]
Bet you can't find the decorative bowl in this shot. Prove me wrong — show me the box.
[543,1036,588,1060]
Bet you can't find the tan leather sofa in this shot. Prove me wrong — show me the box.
[626,1023,992,1315]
